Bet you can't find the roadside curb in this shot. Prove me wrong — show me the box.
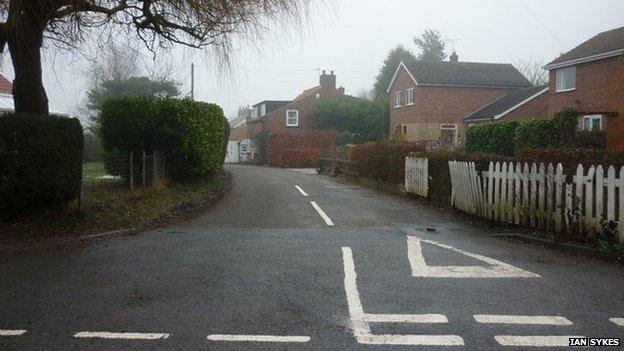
[494,233,622,262]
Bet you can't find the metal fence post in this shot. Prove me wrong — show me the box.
[142,150,146,188]
[153,150,158,183]
[129,151,134,192]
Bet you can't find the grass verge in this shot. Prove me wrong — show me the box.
[0,171,231,246]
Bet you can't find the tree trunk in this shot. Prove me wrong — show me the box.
[7,11,49,115]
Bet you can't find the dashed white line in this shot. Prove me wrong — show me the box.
[495,335,583,347]
[294,185,308,197]
[610,318,624,326]
[358,334,464,346]
[363,313,448,324]
[474,315,572,325]
[0,330,27,336]
[74,331,170,340]
[311,201,334,226]
[207,334,311,343]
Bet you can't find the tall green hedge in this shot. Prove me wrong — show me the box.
[98,97,228,180]
[0,114,83,218]
[465,121,519,156]
[514,119,556,150]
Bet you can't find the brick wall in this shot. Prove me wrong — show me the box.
[502,92,549,121]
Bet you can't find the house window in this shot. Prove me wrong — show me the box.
[555,66,576,92]
[582,115,603,131]
[402,124,408,134]
[286,110,299,127]
[393,91,402,108]
[405,88,414,105]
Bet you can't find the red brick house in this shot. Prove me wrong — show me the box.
[543,26,624,150]
[387,54,532,147]
[463,85,548,124]
[227,70,345,163]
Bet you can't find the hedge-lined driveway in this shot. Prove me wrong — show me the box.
[2,165,624,350]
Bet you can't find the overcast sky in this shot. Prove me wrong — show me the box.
[2,0,623,121]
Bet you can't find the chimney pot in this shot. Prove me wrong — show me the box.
[322,70,326,75]
[450,52,459,63]
[331,70,334,75]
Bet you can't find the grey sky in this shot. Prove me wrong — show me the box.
[2,0,623,121]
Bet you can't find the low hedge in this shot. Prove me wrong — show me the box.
[99,97,228,180]
[267,130,338,168]
[350,141,425,184]
[0,114,83,218]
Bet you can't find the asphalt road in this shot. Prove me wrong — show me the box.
[1,165,624,350]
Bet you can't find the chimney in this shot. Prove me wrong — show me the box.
[450,52,459,63]
[319,70,336,92]
[338,86,345,95]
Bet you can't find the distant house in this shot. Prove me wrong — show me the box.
[463,85,548,124]
[543,26,624,150]
[387,53,532,147]
[228,70,346,163]
[0,73,68,116]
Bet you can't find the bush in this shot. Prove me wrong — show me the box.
[514,119,556,150]
[515,148,624,174]
[0,114,83,218]
[267,130,338,167]
[551,108,579,147]
[465,121,519,156]
[98,97,228,180]
[578,130,607,149]
[351,141,424,184]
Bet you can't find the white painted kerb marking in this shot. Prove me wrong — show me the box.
[495,335,583,347]
[407,236,540,278]
[610,318,624,326]
[207,334,310,343]
[474,315,572,325]
[0,330,27,336]
[74,331,170,340]
[311,201,333,226]
[294,185,308,197]
[341,247,463,346]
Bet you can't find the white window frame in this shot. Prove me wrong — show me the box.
[393,91,402,108]
[582,115,603,131]
[405,88,415,106]
[555,66,576,92]
[286,109,299,127]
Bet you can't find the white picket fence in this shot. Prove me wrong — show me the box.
[405,157,428,197]
[448,160,624,242]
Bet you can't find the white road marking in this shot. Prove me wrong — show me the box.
[474,315,572,325]
[341,247,463,346]
[311,201,334,226]
[294,185,308,197]
[610,318,624,326]
[207,334,310,343]
[495,335,583,347]
[0,330,27,336]
[74,331,170,340]
[407,236,540,278]
[364,313,447,323]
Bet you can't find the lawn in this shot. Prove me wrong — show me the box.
[0,171,231,244]
[83,162,108,179]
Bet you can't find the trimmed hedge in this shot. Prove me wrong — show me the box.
[99,97,228,180]
[465,121,519,156]
[267,130,338,168]
[351,141,425,184]
[514,119,556,150]
[0,114,83,218]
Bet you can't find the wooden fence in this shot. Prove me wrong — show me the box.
[448,161,624,242]
[405,157,428,197]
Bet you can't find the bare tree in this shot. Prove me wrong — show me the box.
[0,0,310,115]
[513,58,548,86]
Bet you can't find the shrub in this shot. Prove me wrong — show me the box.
[515,148,624,175]
[0,114,83,218]
[465,121,519,156]
[514,119,556,150]
[98,97,228,180]
[578,130,607,149]
[551,108,579,147]
[267,130,338,167]
[350,141,424,184]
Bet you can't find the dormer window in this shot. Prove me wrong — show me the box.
[555,66,576,92]
[393,91,402,108]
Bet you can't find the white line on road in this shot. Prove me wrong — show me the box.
[494,335,584,347]
[294,185,308,197]
[74,331,170,340]
[0,330,27,336]
[364,313,448,323]
[207,334,311,343]
[474,315,572,325]
[407,236,540,278]
[311,201,334,226]
[610,318,624,326]
[341,247,463,346]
